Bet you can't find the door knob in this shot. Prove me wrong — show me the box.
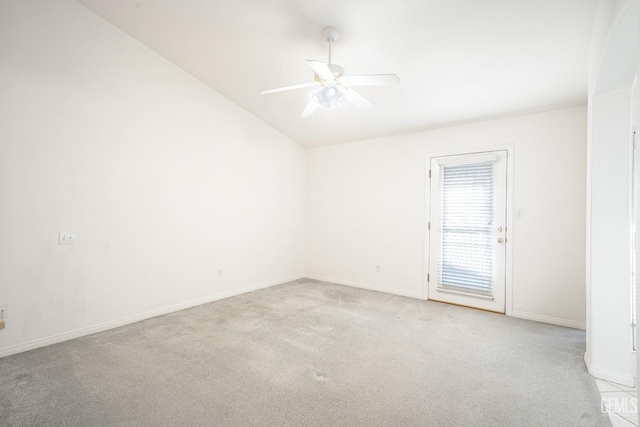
[497,237,504,244]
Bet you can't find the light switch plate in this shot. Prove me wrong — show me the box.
[59,232,76,245]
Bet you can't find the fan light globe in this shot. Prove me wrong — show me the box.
[311,84,347,109]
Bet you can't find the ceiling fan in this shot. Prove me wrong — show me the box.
[260,26,400,118]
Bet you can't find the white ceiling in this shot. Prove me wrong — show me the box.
[75,0,599,147]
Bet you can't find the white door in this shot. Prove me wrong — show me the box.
[427,150,507,313]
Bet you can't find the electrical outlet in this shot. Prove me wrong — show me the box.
[376,265,381,273]
[0,305,8,319]
[59,232,76,245]
[218,269,223,278]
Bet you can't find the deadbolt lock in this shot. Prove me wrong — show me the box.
[497,237,504,244]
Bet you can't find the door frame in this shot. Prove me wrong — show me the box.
[423,144,515,316]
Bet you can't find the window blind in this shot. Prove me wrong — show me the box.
[438,160,495,293]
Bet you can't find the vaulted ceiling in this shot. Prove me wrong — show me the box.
[75,0,599,147]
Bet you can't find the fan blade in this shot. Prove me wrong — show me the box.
[346,88,374,112]
[341,74,400,87]
[306,60,334,79]
[260,82,316,95]
[300,100,318,118]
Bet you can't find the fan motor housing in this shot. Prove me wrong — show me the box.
[327,63,345,77]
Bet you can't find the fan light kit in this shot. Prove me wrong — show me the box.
[311,84,347,109]
[260,26,400,118]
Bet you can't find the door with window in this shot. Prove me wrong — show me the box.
[427,150,507,313]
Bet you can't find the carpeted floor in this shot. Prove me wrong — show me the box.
[0,279,610,426]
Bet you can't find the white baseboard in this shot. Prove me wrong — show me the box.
[512,310,586,330]
[0,274,304,359]
[304,275,423,299]
[584,352,636,387]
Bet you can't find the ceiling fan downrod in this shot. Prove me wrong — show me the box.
[322,26,340,65]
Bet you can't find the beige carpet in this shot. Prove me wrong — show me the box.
[0,279,609,426]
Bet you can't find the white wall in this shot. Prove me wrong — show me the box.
[0,0,305,357]
[588,89,634,384]
[586,0,638,387]
[307,106,587,328]
[636,0,640,398]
